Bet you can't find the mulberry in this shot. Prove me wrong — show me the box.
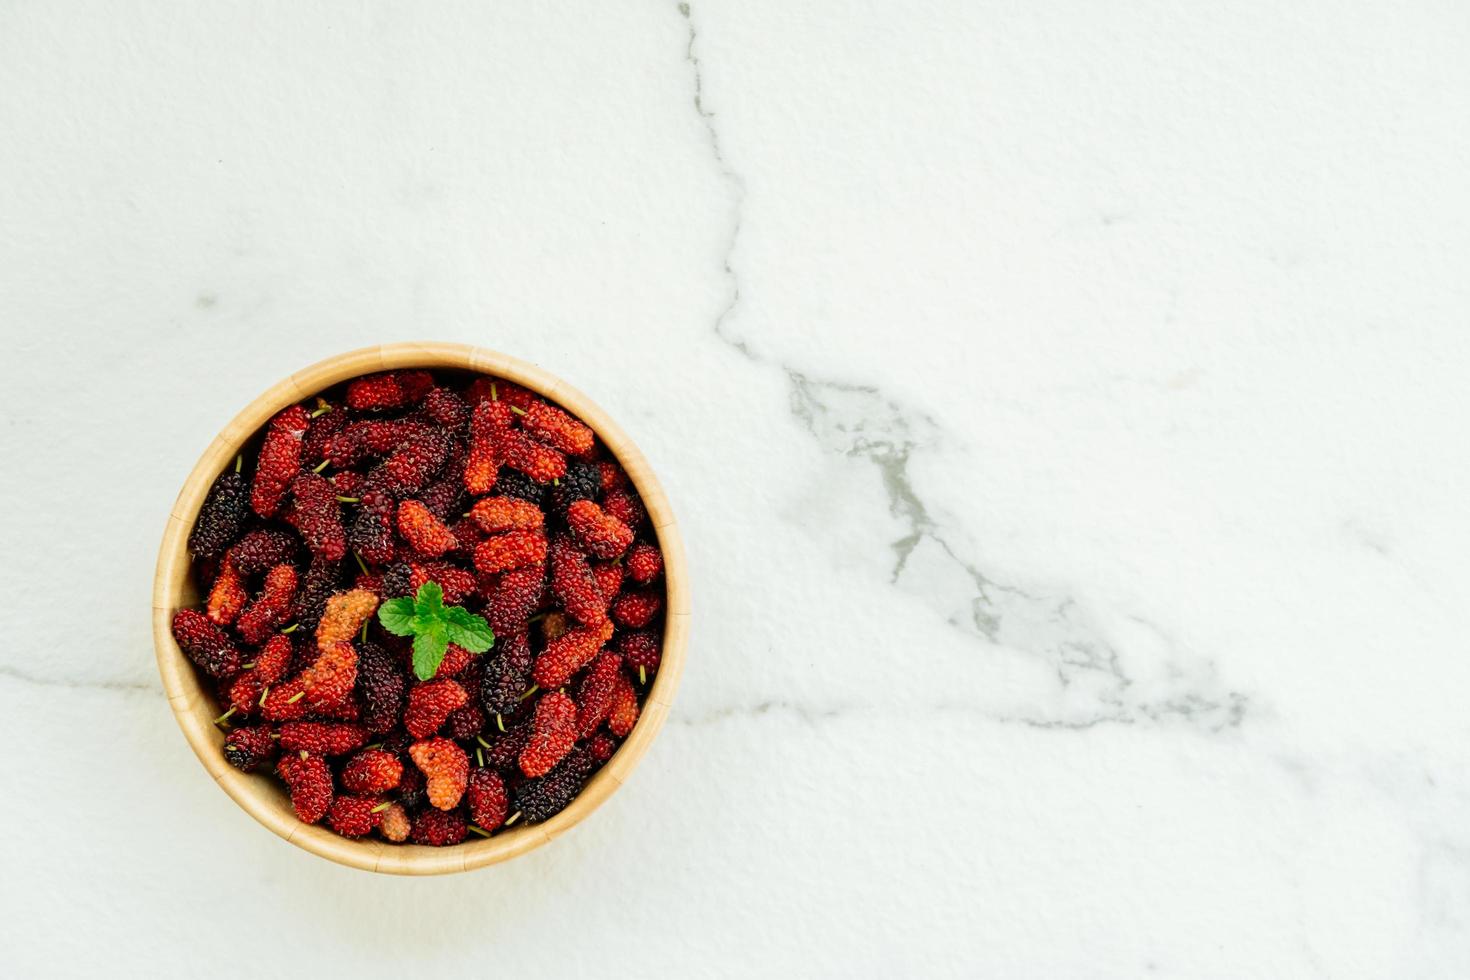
[484,563,546,634]
[300,641,358,710]
[377,802,411,842]
[550,537,606,626]
[171,609,241,678]
[410,807,466,846]
[480,630,534,717]
[512,748,595,824]
[625,543,664,584]
[404,679,468,739]
[315,589,379,649]
[611,590,663,629]
[523,400,594,456]
[206,561,247,626]
[532,618,613,690]
[518,690,578,778]
[608,673,640,737]
[279,722,367,756]
[355,640,406,733]
[236,564,297,644]
[468,496,544,533]
[277,752,333,824]
[497,428,566,484]
[346,370,434,411]
[618,631,662,684]
[188,467,247,559]
[409,737,469,810]
[575,651,623,738]
[348,489,396,566]
[473,530,548,575]
[566,500,634,559]
[228,529,297,576]
[550,459,601,515]
[327,795,384,838]
[286,472,346,561]
[466,768,508,831]
[398,500,457,558]
[223,726,277,772]
[251,405,310,518]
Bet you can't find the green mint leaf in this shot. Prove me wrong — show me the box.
[414,580,445,619]
[411,622,449,681]
[377,597,418,636]
[442,607,494,654]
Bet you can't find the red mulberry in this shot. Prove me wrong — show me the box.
[566,500,634,559]
[532,618,613,690]
[474,530,548,575]
[398,500,457,558]
[625,543,663,583]
[484,564,546,634]
[236,564,297,644]
[618,631,662,684]
[286,472,346,561]
[206,561,247,626]
[371,424,450,497]
[346,370,433,411]
[279,722,367,756]
[468,496,544,533]
[423,386,469,431]
[411,807,466,846]
[519,690,578,778]
[497,428,566,483]
[603,487,647,530]
[251,405,309,518]
[575,651,623,738]
[315,589,379,648]
[522,400,594,456]
[223,725,277,772]
[550,537,607,626]
[409,737,469,810]
[300,640,358,710]
[467,768,508,831]
[277,752,333,824]
[171,609,241,678]
[327,795,384,838]
[404,679,469,739]
[608,672,640,737]
[611,590,663,629]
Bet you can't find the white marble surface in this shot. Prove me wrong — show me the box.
[3,1,1470,975]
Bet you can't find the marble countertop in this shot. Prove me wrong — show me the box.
[4,2,1469,976]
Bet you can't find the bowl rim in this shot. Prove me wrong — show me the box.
[151,342,688,875]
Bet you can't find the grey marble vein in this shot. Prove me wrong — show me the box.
[674,3,1247,732]
[0,664,157,694]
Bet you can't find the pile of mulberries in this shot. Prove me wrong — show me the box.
[172,370,666,846]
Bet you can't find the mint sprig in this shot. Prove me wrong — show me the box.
[378,581,494,680]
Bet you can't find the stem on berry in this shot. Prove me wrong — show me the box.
[234,455,243,474]
[336,496,360,503]
[353,551,369,575]
[213,706,236,725]
[509,405,526,416]
[475,735,492,749]
[504,811,521,826]
[241,661,255,670]
[258,685,269,707]
[287,690,306,704]
[299,750,309,760]
[281,623,299,634]
[312,459,331,474]
[468,824,492,838]
[371,800,393,814]
[496,714,505,732]
[639,666,646,685]
[490,382,498,401]
[270,733,281,740]
[310,399,332,418]
[476,747,485,768]
[519,685,538,701]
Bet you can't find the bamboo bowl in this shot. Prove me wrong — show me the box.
[152,343,688,875]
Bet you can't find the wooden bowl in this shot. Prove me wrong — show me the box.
[152,343,688,875]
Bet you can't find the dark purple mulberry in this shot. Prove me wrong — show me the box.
[188,467,247,559]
